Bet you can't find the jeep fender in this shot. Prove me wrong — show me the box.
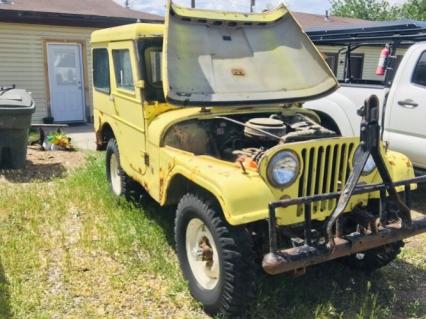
[160,149,274,226]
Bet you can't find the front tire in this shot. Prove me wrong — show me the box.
[105,138,137,200]
[175,193,256,316]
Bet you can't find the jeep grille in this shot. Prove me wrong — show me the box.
[298,141,356,215]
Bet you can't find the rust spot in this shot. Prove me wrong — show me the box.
[389,160,396,166]
[143,181,149,191]
[231,68,246,76]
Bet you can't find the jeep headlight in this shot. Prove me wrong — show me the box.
[353,146,376,175]
[267,150,300,188]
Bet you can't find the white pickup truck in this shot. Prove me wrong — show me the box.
[306,42,426,170]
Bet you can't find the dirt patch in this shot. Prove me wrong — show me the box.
[0,146,86,184]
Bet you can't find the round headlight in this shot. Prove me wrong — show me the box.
[267,151,300,188]
[353,146,376,175]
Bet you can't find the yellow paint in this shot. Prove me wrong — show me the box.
[92,5,416,227]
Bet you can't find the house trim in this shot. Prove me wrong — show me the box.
[0,9,163,28]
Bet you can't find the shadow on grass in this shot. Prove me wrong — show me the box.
[125,192,426,319]
[0,258,11,318]
[0,161,66,183]
[130,190,176,247]
[251,259,426,319]
[412,187,426,214]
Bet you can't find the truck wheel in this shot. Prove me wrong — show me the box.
[175,193,256,316]
[105,138,137,200]
[341,241,404,272]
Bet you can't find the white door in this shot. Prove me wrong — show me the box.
[47,43,85,122]
[385,48,426,169]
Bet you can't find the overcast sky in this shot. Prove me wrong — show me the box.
[114,0,407,16]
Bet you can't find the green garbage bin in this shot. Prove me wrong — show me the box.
[0,87,35,169]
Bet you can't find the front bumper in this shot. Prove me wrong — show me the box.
[262,175,426,275]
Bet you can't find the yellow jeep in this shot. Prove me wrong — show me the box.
[91,2,426,316]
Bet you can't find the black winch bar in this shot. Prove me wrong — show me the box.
[266,94,426,258]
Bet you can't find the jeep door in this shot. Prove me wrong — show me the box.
[109,41,147,176]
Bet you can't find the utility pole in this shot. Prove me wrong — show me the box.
[125,0,129,8]
[250,0,256,12]
[191,0,195,8]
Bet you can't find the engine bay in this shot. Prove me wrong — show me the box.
[163,110,337,165]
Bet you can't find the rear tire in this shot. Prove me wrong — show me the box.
[175,193,256,316]
[105,138,138,200]
[341,241,404,272]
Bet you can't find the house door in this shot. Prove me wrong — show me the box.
[47,43,85,122]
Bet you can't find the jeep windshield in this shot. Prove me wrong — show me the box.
[138,38,165,103]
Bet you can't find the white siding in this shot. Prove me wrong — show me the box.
[0,23,97,123]
[318,45,407,82]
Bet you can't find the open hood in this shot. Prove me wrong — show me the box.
[162,2,339,106]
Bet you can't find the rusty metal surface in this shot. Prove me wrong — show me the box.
[263,215,426,275]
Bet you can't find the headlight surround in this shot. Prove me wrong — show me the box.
[353,146,376,175]
[267,150,300,188]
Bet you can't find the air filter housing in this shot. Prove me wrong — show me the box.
[244,118,286,141]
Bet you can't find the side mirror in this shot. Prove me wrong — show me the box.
[135,80,145,89]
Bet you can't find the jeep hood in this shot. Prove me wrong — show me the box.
[162,2,338,106]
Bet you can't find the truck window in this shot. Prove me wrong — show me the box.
[112,49,134,91]
[93,48,110,94]
[412,51,426,87]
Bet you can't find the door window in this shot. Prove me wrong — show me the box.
[93,48,110,93]
[112,49,134,91]
[412,51,426,87]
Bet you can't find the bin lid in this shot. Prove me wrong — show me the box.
[0,89,34,108]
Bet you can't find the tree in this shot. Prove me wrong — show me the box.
[400,0,426,20]
[330,0,401,21]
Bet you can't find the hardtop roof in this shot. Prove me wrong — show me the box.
[91,23,164,43]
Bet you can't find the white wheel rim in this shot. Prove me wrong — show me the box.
[186,218,220,290]
[110,153,122,195]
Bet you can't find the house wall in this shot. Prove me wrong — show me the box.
[317,45,408,82]
[0,22,97,123]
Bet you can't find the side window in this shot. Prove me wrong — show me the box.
[93,48,110,94]
[112,49,134,91]
[412,51,426,87]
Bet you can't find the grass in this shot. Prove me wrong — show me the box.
[0,154,425,318]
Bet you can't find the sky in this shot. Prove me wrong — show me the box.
[114,0,407,16]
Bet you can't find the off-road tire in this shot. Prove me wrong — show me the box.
[341,241,404,272]
[105,138,138,200]
[175,193,256,316]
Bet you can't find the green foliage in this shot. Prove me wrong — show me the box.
[330,0,426,21]
[400,0,426,20]
[330,0,401,21]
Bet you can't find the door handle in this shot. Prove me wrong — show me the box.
[398,99,418,108]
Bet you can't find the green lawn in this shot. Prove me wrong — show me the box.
[0,154,425,318]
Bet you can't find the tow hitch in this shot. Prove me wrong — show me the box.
[263,95,426,275]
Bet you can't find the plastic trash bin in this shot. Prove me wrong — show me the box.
[0,87,35,169]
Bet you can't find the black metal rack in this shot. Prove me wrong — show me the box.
[307,21,426,87]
